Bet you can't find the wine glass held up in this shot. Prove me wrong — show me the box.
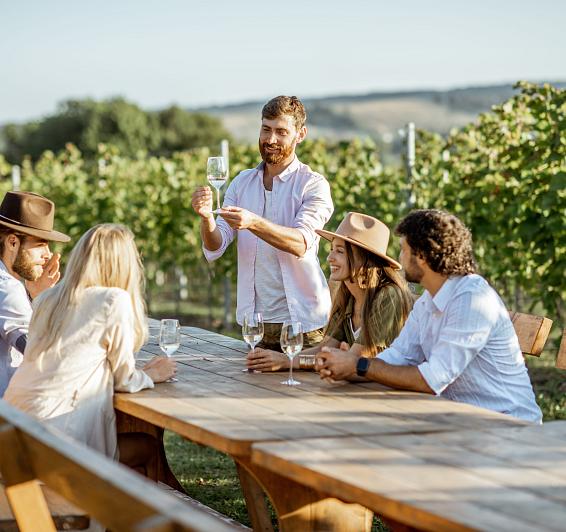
[159,318,180,382]
[280,321,303,386]
[207,156,228,214]
[242,313,264,373]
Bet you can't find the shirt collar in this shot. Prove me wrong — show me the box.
[0,260,12,277]
[257,156,300,182]
[430,276,461,312]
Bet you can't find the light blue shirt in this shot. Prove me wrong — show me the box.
[379,275,542,423]
[0,260,31,396]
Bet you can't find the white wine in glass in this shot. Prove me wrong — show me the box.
[207,156,228,213]
[159,318,180,382]
[242,312,264,373]
[280,321,303,386]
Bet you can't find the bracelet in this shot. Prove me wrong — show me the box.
[298,355,316,370]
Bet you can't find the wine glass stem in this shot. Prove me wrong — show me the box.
[289,356,293,382]
[216,188,221,211]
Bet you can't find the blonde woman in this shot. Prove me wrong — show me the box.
[247,212,413,372]
[4,224,176,460]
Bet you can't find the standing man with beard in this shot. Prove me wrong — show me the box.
[316,209,542,423]
[192,96,333,350]
[0,191,70,395]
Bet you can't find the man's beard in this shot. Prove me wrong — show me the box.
[13,248,41,281]
[259,139,295,165]
[403,255,424,284]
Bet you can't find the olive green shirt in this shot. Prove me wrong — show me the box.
[326,284,409,353]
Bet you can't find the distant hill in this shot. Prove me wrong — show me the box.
[198,82,566,144]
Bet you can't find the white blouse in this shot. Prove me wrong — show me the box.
[4,286,153,458]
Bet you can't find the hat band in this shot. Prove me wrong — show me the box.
[0,214,53,232]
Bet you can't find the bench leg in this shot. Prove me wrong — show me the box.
[235,457,373,532]
[115,411,186,493]
[5,480,57,532]
[0,426,57,532]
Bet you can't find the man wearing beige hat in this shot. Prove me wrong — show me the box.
[0,191,70,396]
[316,209,542,423]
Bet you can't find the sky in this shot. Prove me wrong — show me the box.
[1,0,565,123]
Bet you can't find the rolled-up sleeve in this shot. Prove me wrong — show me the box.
[202,179,238,262]
[417,291,494,395]
[293,175,333,251]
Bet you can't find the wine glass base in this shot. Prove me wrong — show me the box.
[242,368,261,373]
[281,378,301,386]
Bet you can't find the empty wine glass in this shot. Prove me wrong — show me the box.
[207,156,228,213]
[280,321,303,386]
[159,318,180,382]
[242,312,264,373]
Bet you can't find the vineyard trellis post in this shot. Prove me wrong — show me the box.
[405,122,416,209]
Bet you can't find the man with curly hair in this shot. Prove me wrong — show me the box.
[317,209,542,423]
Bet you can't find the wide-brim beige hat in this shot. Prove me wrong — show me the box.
[316,212,401,270]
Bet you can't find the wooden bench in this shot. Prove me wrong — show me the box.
[0,400,245,531]
[0,481,89,531]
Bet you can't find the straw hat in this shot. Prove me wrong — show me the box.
[316,212,401,270]
[0,191,70,242]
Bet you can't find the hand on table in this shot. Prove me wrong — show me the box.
[191,186,214,219]
[246,347,289,372]
[143,356,177,383]
[25,252,61,299]
[315,342,358,381]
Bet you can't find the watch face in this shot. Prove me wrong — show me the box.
[356,356,370,376]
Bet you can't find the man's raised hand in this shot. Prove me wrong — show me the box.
[191,186,214,219]
[26,252,61,299]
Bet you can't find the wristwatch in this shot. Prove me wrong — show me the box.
[356,356,371,377]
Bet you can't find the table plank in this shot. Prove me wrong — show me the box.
[252,422,566,531]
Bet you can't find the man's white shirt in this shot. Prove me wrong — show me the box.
[378,274,543,423]
[203,157,333,331]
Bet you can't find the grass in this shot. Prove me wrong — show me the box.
[163,434,252,524]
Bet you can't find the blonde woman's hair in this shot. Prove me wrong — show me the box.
[30,223,147,354]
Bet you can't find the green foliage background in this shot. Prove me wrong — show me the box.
[0,82,563,327]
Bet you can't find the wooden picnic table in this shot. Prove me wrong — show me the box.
[252,421,566,532]
[114,323,527,531]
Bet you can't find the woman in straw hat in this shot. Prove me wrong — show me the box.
[246,212,413,372]
[5,224,176,467]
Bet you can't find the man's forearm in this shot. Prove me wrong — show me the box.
[200,216,223,251]
[366,358,434,394]
[250,217,307,257]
